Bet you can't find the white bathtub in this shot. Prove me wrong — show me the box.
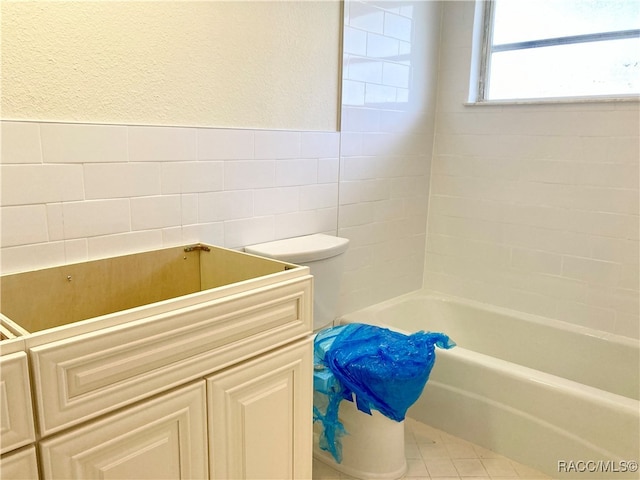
[340,291,640,479]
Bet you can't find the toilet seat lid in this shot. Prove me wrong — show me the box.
[245,234,349,264]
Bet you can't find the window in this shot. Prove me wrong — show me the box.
[477,0,640,101]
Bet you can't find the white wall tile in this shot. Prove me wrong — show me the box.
[349,2,384,33]
[273,211,312,238]
[340,132,363,156]
[224,216,274,249]
[615,312,640,338]
[128,126,196,161]
[161,227,184,247]
[184,222,225,246]
[220,190,254,221]
[1,164,84,205]
[366,32,399,58]
[373,197,405,222]
[85,163,160,199]
[364,83,397,105]
[384,12,412,42]
[199,191,254,223]
[130,195,182,230]
[300,184,338,211]
[566,210,631,238]
[342,80,366,106]
[340,203,374,227]
[575,163,639,189]
[40,123,127,163]
[519,160,576,185]
[318,158,340,184]
[62,199,130,239]
[87,231,163,260]
[1,242,66,274]
[511,248,562,276]
[254,187,299,216]
[1,121,42,164]
[46,203,65,241]
[382,62,410,88]
[300,132,340,159]
[197,128,254,160]
[254,131,300,159]
[160,161,223,194]
[343,26,367,56]
[343,107,381,133]
[563,255,620,288]
[224,160,275,190]
[314,207,339,233]
[180,194,198,226]
[1,205,49,247]
[346,56,384,84]
[504,289,557,318]
[63,239,89,265]
[276,159,318,186]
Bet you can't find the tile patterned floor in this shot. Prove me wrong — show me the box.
[313,417,553,480]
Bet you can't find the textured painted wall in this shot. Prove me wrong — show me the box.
[1,1,341,131]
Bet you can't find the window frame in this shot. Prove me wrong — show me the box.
[475,0,640,103]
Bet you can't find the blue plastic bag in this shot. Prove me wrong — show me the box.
[313,323,455,462]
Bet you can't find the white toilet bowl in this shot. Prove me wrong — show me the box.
[313,392,407,480]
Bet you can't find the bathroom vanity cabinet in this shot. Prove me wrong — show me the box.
[0,244,314,480]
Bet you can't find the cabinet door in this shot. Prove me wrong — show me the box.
[207,339,313,480]
[0,446,39,480]
[0,351,36,454]
[40,382,208,480]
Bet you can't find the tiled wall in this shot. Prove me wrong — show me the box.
[425,1,640,338]
[1,122,340,273]
[337,0,441,313]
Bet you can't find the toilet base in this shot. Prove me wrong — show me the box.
[313,397,407,480]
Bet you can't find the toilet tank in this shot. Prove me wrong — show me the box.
[245,234,349,331]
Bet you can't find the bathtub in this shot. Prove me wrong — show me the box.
[340,291,640,479]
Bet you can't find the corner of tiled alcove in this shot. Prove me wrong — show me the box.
[337,0,442,315]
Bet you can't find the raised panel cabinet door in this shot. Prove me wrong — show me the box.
[0,446,39,480]
[39,382,208,480]
[0,351,36,454]
[207,338,313,480]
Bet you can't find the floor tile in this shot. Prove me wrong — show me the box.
[446,441,480,459]
[481,458,519,477]
[453,458,489,477]
[427,458,460,477]
[405,457,430,477]
[312,417,552,480]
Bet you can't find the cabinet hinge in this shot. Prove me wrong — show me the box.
[184,244,211,253]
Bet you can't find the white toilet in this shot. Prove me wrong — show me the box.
[245,234,407,480]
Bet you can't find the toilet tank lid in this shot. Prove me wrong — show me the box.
[245,234,349,263]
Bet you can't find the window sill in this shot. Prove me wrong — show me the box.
[465,94,640,107]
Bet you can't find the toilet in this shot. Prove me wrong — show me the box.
[245,234,407,480]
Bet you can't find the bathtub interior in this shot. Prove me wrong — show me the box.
[349,293,639,401]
